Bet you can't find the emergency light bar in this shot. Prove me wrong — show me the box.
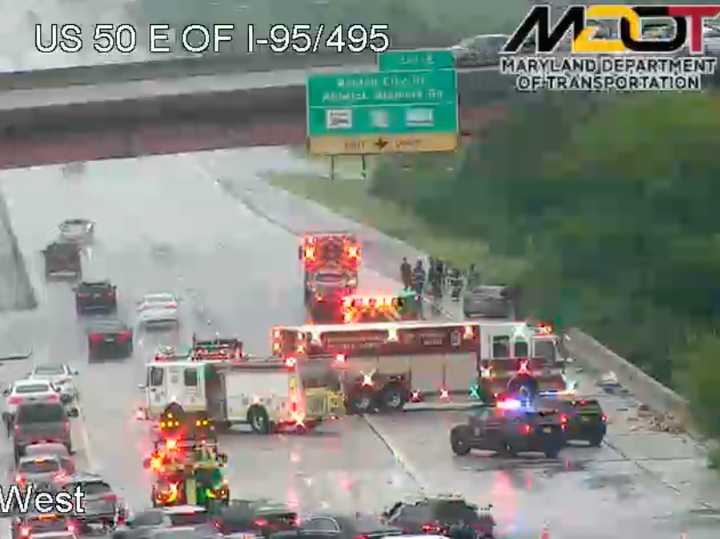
[496,398,523,410]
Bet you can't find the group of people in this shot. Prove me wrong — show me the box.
[400,257,481,300]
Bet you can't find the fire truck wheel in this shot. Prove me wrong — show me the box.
[248,406,272,434]
[347,389,374,415]
[379,385,406,412]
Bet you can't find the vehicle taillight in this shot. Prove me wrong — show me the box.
[8,396,23,405]
[89,333,103,344]
[102,494,116,502]
[14,423,21,434]
[77,293,89,298]
[421,523,443,533]
[67,523,77,533]
[106,291,114,298]
[117,331,131,342]
[355,535,370,539]
[15,474,24,484]
[54,471,68,482]
[560,414,568,424]
[601,414,607,422]
[48,393,60,403]
[64,421,71,433]
[335,354,346,364]
[254,518,268,527]
[521,424,531,435]
[20,526,30,537]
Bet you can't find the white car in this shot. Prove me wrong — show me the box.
[58,219,95,243]
[2,379,61,429]
[137,293,180,328]
[27,364,79,403]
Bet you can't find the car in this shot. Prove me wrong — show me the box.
[86,319,133,361]
[112,509,172,539]
[136,293,180,329]
[160,506,212,530]
[449,398,564,458]
[211,499,297,538]
[12,402,76,463]
[12,512,77,539]
[58,219,95,244]
[462,285,513,318]
[15,453,72,491]
[23,442,76,473]
[382,496,495,539]
[450,34,510,67]
[149,527,220,539]
[27,364,80,403]
[75,280,117,314]
[42,242,81,279]
[59,473,120,531]
[3,379,63,432]
[535,396,607,446]
[269,513,402,539]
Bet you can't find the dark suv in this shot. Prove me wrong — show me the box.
[535,396,607,446]
[450,401,564,458]
[75,281,117,314]
[382,496,495,539]
[13,402,76,463]
[43,242,81,279]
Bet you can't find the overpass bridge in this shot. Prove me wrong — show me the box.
[0,53,516,169]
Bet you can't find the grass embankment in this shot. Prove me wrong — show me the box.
[272,91,720,465]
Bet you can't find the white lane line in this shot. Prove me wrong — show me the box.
[76,405,97,472]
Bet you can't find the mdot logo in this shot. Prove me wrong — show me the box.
[504,4,720,54]
[500,4,720,92]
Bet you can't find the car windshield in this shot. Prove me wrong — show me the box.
[16,383,51,394]
[131,511,165,527]
[26,519,71,533]
[17,404,64,423]
[25,444,69,457]
[144,294,175,304]
[73,481,112,496]
[432,501,480,522]
[19,459,60,473]
[315,273,344,283]
[34,366,65,376]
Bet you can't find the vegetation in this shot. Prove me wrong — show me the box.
[133,0,530,49]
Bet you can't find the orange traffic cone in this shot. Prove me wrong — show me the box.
[539,523,550,539]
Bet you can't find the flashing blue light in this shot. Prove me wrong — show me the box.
[496,398,522,410]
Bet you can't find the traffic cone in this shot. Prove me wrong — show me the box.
[539,523,550,539]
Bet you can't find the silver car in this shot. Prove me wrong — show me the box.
[136,293,180,329]
[451,34,510,67]
[58,219,95,243]
[463,285,513,319]
[15,454,69,491]
[27,364,79,403]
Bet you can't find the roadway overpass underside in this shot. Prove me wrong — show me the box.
[0,66,512,169]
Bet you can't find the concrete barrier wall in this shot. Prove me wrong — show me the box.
[0,193,36,311]
[566,328,692,427]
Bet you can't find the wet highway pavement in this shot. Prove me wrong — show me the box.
[0,147,719,539]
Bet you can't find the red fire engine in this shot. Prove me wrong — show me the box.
[299,233,361,321]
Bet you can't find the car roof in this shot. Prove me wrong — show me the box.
[87,318,127,331]
[24,443,70,455]
[64,472,108,483]
[14,379,52,387]
[143,293,176,300]
[62,218,90,224]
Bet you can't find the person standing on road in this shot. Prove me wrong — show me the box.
[412,259,426,297]
[400,257,412,289]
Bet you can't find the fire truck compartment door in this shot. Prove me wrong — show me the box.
[224,370,289,421]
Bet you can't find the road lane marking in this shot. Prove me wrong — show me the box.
[76,405,97,472]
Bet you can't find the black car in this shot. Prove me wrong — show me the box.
[43,242,81,279]
[13,402,75,464]
[75,280,117,314]
[270,513,401,539]
[211,499,297,538]
[87,319,133,361]
[112,510,172,539]
[450,400,564,458]
[59,473,120,531]
[382,496,495,539]
[535,396,607,446]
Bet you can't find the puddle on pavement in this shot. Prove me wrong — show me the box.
[584,473,636,498]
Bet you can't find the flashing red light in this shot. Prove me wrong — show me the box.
[361,372,374,387]
[15,474,23,483]
[335,354,346,364]
[440,388,450,400]
[165,439,178,450]
[517,360,530,374]
[285,357,297,368]
[521,424,531,435]
[347,245,359,258]
[20,526,30,537]
[410,390,422,402]
[560,414,568,424]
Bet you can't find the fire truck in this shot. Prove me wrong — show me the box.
[340,291,421,324]
[143,436,229,508]
[299,233,360,319]
[271,320,566,413]
[138,355,345,434]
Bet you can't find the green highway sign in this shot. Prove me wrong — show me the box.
[378,49,455,72]
[306,69,458,155]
